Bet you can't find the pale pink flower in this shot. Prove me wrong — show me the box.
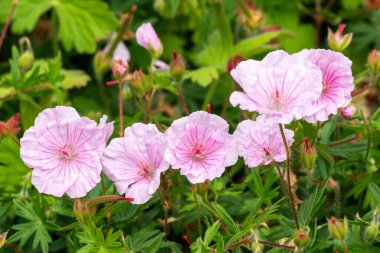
[294,49,354,123]
[136,22,162,56]
[101,123,169,204]
[164,111,238,184]
[230,50,323,124]
[233,116,294,167]
[20,106,114,198]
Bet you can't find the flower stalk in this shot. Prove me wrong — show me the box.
[278,124,299,230]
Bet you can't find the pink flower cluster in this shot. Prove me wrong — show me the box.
[19,49,353,205]
[230,50,354,124]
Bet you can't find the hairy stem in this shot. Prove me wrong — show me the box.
[176,80,189,115]
[278,124,299,230]
[158,188,169,239]
[192,184,202,235]
[210,236,295,252]
[118,80,124,137]
[0,0,18,51]
[100,176,111,231]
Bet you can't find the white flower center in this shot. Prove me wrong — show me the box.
[272,88,285,111]
[138,162,155,179]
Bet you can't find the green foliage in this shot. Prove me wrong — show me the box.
[8,200,52,253]
[1,0,118,53]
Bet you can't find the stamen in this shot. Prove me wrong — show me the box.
[190,143,207,159]
[60,145,75,161]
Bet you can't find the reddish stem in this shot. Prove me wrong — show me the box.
[0,0,18,51]
[118,81,124,137]
[329,134,360,147]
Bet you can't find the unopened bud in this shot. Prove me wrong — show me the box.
[328,216,349,241]
[0,231,8,248]
[365,223,379,240]
[237,0,264,31]
[18,37,34,73]
[0,113,20,137]
[130,69,147,93]
[301,138,317,170]
[293,227,311,248]
[327,24,353,52]
[94,51,111,75]
[368,49,380,76]
[170,51,185,82]
[342,105,358,119]
[73,198,91,224]
[111,58,128,81]
[227,55,244,74]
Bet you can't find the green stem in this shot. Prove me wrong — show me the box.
[158,188,168,239]
[176,80,189,115]
[144,58,156,123]
[51,9,59,56]
[192,184,202,235]
[278,124,299,230]
[342,240,349,253]
[100,176,111,231]
[202,81,217,110]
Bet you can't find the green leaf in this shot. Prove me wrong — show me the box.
[9,200,52,253]
[11,0,118,53]
[184,67,219,87]
[203,221,221,247]
[0,87,16,101]
[0,137,29,190]
[19,94,41,130]
[233,30,292,58]
[367,183,380,209]
[59,70,90,90]
[211,202,239,234]
[316,143,334,165]
[298,183,327,227]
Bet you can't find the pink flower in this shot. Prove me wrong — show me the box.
[294,49,354,123]
[164,111,238,184]
[230,50,323,124]
[233,117,294,167]
[20,106,114,198]
[101,123,169,204]
[136,22,162,57]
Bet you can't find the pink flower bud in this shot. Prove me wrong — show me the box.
[327,24,353,52]
[136,22,163,58]
[368,49,380,76]
[342,105,356,119]
[111,58,128,81]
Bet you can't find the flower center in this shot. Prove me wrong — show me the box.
[138,162,154,179]
[263,147,273,159]
[60,145,76,161]
[322,80,329,91]
[190,143,207,159]
[272,88,284,111]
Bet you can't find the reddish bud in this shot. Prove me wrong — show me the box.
[327,24,353,52]
[207,104,212,113]
[368,49,380,76]
[183,234,192,245]
[170,51,185,82]
[293,227,310,248]
[328,216,349,241]
[237,0,264,31]
[0,113,21,137]
[227,55,244,74]
[301,137,317,170]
